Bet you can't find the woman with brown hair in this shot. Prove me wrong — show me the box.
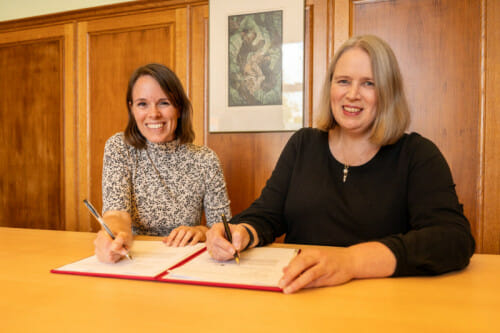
[95,63,231,263]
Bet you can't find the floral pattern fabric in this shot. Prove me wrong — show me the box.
[102,133,231,236]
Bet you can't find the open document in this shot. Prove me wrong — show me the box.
[163,247,298,290]
[51,242,298,291]
[52,241,205,279]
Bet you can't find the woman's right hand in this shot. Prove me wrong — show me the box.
[205,222,255,261]
[94,230,132,263]
[93,211,133,263]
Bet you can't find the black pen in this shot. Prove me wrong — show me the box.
[221,213,240,264]
[83,199,132,260]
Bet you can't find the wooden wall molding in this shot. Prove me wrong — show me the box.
[0,0,206,31]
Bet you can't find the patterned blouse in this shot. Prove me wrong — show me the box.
[102,133,231,236]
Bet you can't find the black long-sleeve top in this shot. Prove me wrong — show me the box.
[231,128,475,276]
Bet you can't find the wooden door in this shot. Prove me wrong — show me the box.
[77,9,189,231]
[0,24,76,230]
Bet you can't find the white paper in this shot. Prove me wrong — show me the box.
[54,241,205,277]
[163,247,298,287]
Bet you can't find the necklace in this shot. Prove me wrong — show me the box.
[341,140,350,183]
[340,143,380,183]
[343,164,349,183]
[330,129,379,184]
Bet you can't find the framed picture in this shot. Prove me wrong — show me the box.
[209,0,304,132]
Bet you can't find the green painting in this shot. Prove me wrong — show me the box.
[228,11,283,106]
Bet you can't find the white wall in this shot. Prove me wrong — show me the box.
[0,0,135,22]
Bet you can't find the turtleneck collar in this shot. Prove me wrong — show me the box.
[145,138,180,152]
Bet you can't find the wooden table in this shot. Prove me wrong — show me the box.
[1,227,498,332]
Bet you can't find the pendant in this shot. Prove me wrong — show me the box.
[343,165,349,183]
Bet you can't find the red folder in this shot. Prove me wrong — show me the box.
[51,242,297,292]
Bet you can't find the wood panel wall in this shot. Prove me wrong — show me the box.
[352,0,482,248]
[208,0,332,215]
[483,0,500,253]
[0,24,75,230]
[0,0,498,254]
[331,0,498,255]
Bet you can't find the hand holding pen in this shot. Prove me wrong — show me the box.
[205,214,256,262]
[221,214,240,264]
[84,199,133,262]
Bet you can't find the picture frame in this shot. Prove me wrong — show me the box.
[209,0,304,132]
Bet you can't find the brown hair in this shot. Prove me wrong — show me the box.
[316,35,410,145]
[124,63,195,148]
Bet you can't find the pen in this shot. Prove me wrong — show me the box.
[83,199,132,260]
[221,213,240,264]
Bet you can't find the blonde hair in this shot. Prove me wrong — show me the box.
[316,35,410,145]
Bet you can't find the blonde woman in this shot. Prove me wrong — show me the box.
[206,35,474,293]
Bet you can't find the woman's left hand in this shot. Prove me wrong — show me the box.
[163,225,208,247]
[278,242,396,294]
[278,247,356,294]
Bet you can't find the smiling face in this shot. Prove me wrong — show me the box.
[330,47,378,137]
[130,75,180,143]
